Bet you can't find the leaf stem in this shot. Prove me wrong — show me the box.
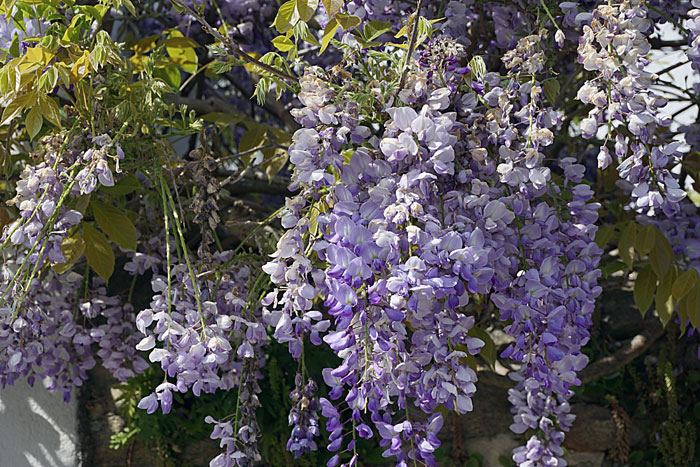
[398,0,424,91]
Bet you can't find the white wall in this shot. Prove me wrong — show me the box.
[0,380,78,467]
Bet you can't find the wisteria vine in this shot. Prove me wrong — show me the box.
[1,1,700,466]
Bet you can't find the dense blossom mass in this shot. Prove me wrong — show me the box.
[1,1,700,466]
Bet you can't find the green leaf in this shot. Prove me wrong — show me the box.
[364,20,392,41]
[202,112,244,129]
[83,223,115,281]
[618,222,637,267]
[37,66,58,93]
[295,0,318,22]
[166,30,197,73]
[601,260,626,279]
[656,267,676,327]
[467,327,496,368]
[239,124,267,153]
[650,229,674,278]
[679,284,700,331]
[101,174,142,195]
[321,0,342,17]
[38,93,61,127]
[273,0,299,34]
[320,17,340,53]
[25,105,42,140]
[634,264,656,317]
[262,149,289,181]
[635,224,656,256]
[92,201,138,251]
[594,225,614,248]
[542,78,560,106]
[53,235,85,274]
[335,13,361,30]
[672,268,699,301]
[272,35,295,52]
[154,65,182,90]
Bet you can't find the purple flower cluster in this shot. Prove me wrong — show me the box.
[2,134,83,269]
[74,134,123,195]
[0,133,145,400]
[264,69,500,465]
[205,356,263,467]
[576,1,686,214]
[688,1,700,71]
[0,265,145,401]
[287,375,320,457]
[136,252,266,413]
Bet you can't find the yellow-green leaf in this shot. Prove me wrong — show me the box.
[679,284,700,330]
[154,65,182,90]
[53,235,86,274]
[133,34,160,54]
[263,149,289,181]
[635,224,656,256]
[335,13,361,30]
[321,17,340,53]
[92,201,138,251]
[1,91,31,125]
[272,35,295,52]
[166,30,197,73]
[618,222,637,267]
[162,36,199,49]
[38,94,61,127]
[25,106,42,140]
[634,264,656,317]
[364,20,392,41]
[274,0,299,33]
[83,223,115,281]
[239,124,267,153]
[672,268,699,301]
[101,174,143,195]
[655,267,676,327]
[295,0,318,22]
[650,229,674,278]
[202,112,244,129]
[321,0,342,17]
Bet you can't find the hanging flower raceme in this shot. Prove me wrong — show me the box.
[576,0,686,214]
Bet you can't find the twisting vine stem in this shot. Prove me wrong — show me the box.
[169,0,299,84]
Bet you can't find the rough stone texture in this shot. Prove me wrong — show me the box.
[78,365,623,467]
[564,405,617,452]
[567,451,605,467]
[79,365,222,467]
[462,433,520,467]
[0,379,78,467]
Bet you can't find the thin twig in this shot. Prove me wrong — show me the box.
[397,0,424,91]
[655,59,690,78]
[578,319,665,383]
[170,0,299,83]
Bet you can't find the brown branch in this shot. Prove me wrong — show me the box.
[477,318,666,389]
[166,94,239,115]
[224,178,294,196]
[397,0,424,91]
[579,318,665,384]
[649,38,688,48]
[170,0,299,84]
